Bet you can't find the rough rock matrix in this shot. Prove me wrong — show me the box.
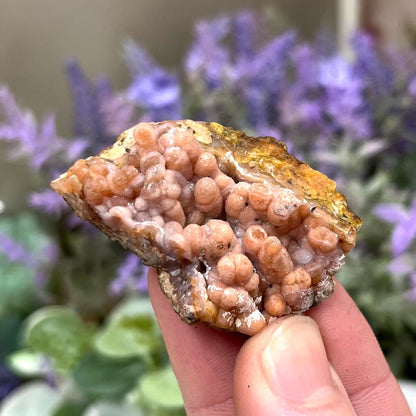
[51,120,361,335]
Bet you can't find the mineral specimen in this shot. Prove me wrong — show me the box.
[51,120,361,335]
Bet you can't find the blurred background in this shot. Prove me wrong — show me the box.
[1,0,416,414]
[2,0,416,209]
[3,0,336,210]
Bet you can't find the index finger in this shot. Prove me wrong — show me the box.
[307,280,411,416]
[148,268,246,416]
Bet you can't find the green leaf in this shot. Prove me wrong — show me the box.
[7,350,46,378]
[0,314,23,360]
[83,401,145,416]
[0,262,37,318]
[49,233,122,320]
[52,402,86,416]
[24,306,91,372]
[0,382,61,416]
[0,213,53,318]
[73,353,146,400]
[138,366,184,412]
[0,213,51,256]
[94,297,162,361]
[107,296,155,324]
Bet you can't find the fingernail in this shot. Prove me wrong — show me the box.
[262,316,336,404]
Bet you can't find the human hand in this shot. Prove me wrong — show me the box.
[148,269,411,415]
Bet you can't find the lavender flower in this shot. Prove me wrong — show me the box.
[66,59,104,142]
[0,87,67,172]
[185,16,231,90]
[280,50,372,140]
[243,86,269,129]
[279,45,323,130]
[245,31,296,84]
[110,253,148,295]
[239,31,296,128]
[128,72,181,121]
[352,32,393,97]
[0,231,37,268]
[66,60,135,150]
[29,189,68,217]
[374,197,416,257]
[96,76,135,137]
[124,38,158,78]
[292,45,320,88]
[319,56,355,88]
[124,41,181,121]
[65,138,89,161]
[0,87,35,143]
[319,56,372,139]
[233,11,260,61]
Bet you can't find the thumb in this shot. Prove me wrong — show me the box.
[233,315,357,416]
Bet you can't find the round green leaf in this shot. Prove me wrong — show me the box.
[83,401,144,416]
[7,350,46,377]
[0,382,61,416]
[95,317,158,360]
[73,353,145,400]
[24,306,91,372]
[108,297,155,324]
[138,366,184,410]
[94,297,161,360]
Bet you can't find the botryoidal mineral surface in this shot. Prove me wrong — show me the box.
[51,120,361,335]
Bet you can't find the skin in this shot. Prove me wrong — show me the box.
[148,269,412,416]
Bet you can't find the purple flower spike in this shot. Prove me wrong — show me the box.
[124,41,182,121]
[66,60,136,151]
[96,76,135,137]
[292,45,320,88]
[0,231,37,268]
[29,189,68,217]
[66,138,89,160]
[123,38,158,79]
[319,56,355,89]
[0,87,67,172]
[186,16,231,90]
[66,59,104,142]
[245,31,296,84]
[352,32,393,96]
[318,55,372,140]
[110,253,148,295]
[233,11,259,60]
[375,197,416,257]
[240,31,296,128]
[374,204,407,224]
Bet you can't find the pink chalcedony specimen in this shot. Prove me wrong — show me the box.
[51,120,361,336]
